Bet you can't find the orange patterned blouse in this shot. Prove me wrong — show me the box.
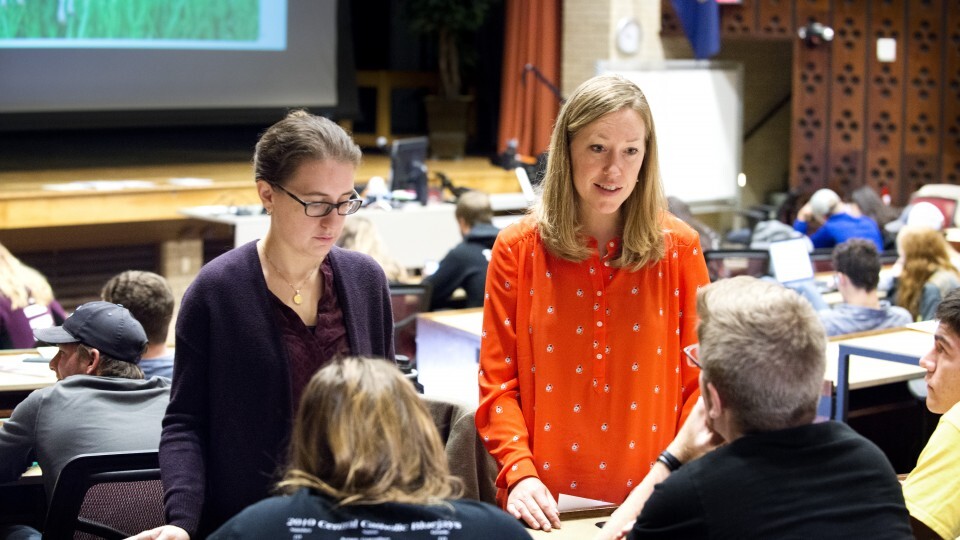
[476,214,710,506]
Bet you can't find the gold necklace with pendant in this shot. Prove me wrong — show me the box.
[264,251,319,306]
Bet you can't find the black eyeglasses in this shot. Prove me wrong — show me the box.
[683,343,702,369]
[270,182,362,217]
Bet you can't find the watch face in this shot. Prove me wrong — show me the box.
[617,17,641,55]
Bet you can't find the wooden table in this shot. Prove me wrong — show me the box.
[416,309,484,406]
[527,508,616,539]
[0,349,58,416]
[830,328,931,421]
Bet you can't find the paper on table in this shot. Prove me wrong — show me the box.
[557,493,615,512]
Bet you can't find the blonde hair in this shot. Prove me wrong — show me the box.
[697,276,826,433]
[535,74,666,270]
[278,357,462,505]
[336,217,409,282]
[0,243,57,310]
[897,226,960,319]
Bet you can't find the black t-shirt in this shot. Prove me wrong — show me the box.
[630,421,913,539]
[208,488,529,540]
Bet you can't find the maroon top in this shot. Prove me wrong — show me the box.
[270,257,350,409]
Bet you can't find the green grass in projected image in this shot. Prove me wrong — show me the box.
[0,0,260,41]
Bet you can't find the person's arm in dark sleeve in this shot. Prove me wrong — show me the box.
[422,246,466,311]
[0,391,41,483]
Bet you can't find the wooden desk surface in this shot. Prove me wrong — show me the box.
[0,349,57,393]
[419,308,483,337]
[527,508,615,539]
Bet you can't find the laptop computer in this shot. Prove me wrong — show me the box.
[768,237,834,292]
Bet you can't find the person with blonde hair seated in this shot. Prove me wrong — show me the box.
[207,357,527,539]
[336,216,410,282]
[895,226,960,321]
[0,242,65,349]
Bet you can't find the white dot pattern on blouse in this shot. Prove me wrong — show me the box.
[479,228,708,506]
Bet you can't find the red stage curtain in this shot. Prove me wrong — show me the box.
[497,0,562,158]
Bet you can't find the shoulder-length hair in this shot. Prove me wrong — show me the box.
[535,74,666,270]
[897,225,960,319]
[278,357,461,505]
[0,242,57,310]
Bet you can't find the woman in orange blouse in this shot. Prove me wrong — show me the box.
[475,74,710,531]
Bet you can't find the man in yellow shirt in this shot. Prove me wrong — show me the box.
[903,288,960,539]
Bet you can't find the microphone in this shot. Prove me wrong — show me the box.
[521,64,564,103]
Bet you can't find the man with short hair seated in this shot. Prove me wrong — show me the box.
[808,238,912,336]
[422,190,499,311]
[599,276,912,539]
[0,301,170,539]
[902,289,960,539]
[101,270,176,379]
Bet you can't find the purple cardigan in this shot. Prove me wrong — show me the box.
[159,242,394,536]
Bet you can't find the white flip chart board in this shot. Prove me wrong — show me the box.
[597,60,743,208]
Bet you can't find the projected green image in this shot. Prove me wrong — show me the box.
[0,0,260,41]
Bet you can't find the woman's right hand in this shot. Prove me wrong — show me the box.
[506,477,562,531]
[125,525,189,540]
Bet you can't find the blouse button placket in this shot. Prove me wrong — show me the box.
[591,242,617,393]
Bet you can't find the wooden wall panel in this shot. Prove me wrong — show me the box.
[757,0,794,38]
[721,0,755,37]
[864,0,906,202]
[902,0,943,196]
[660,0,684,37]
[827,0,868,196]
[943,0,960,184]
[659,0,960,205]
[791,0,832,196]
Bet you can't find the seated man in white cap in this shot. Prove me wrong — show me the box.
[793,188,885,252]
[0,301,170,538]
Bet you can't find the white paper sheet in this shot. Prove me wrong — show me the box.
[557,493,615,512]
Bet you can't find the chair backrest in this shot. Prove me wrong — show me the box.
[43,450,163,540]
[703,249,770,282]
[420,397,498,505]
[388,282,433,365]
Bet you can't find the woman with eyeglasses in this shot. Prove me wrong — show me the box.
[134,110,395,540]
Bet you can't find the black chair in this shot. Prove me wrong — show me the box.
[388,282,433,390]
[43,450,163,540]
[702,249,770,282]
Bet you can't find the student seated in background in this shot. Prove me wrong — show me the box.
[0,302,169,539]
[667,196,721,251]
[895,226,960,321]
[206,357,527,539]
[336,216,410,283]
[599,277,911,539]
[0,242,66,349]
[101,270,176,379]
[902,289,960,539]
[795,239,912,336]
[793,188,885,252]
[846,185,900,250]
[422,190,499,310]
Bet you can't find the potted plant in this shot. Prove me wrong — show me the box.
[404,0,498,159]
